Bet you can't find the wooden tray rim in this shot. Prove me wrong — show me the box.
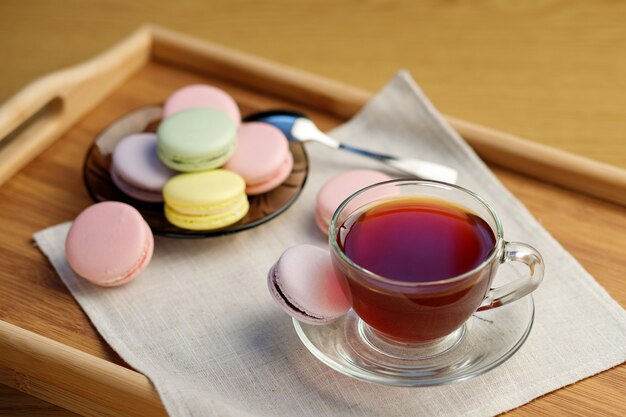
[1,24,625,417]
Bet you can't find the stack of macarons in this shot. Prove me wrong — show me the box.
[109,84,294,231]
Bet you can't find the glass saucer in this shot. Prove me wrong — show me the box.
[293,295,534,387]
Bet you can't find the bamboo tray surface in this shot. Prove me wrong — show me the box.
[0,26,625,417]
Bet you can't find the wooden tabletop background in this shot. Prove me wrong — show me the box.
[1,0,625,415]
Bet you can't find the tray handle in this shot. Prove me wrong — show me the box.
[0,26,153,186]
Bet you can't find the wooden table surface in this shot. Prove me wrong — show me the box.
[1,1,625,416]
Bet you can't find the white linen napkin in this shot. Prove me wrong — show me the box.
[35,72,626,417]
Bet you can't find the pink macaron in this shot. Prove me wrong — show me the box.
[267,245,352,325]
[110,133,176,202]
[65,202,154,287]
[224,122,293,195]
[162,84,241,126]
[315,170,392,235]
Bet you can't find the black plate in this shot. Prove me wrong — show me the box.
[83,105,308,238]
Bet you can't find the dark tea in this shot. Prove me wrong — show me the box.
[340,198,495,282]
[334,198,498,342]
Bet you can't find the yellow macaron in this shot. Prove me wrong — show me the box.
[163,170,249,230]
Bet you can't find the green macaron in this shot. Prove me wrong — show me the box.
[157,108,237,172]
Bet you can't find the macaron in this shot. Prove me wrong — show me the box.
[163,169,249,230]
[65,202,153,287]
[163,84,241,126]
[157,108,237,172]
[315,170,392,234]
[267,245,352,325]
[223,122,293,195]
[110,133,176,202]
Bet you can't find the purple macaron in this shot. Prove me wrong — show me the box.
[111,133,176,202]
[267,245,352,325]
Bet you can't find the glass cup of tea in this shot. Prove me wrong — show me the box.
[329,180,544,354]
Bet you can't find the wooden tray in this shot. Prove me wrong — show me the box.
[0,25,624,417]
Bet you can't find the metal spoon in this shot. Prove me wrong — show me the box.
[244,110,458,183]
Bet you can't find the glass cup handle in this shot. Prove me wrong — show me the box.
[478,241,544,311]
